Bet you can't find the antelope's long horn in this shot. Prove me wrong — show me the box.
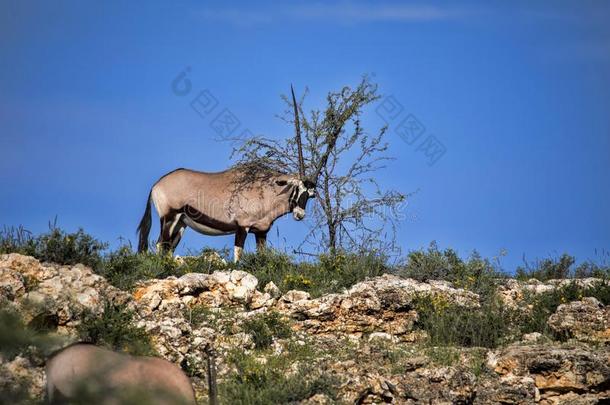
[291,84,305,179]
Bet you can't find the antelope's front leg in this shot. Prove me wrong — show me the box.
[234,228,247,262]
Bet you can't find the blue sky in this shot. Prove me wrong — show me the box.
[1,1,609,271]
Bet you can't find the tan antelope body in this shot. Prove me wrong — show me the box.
[137,86,327,261]
[45,343,196,404]
[137,167,315,261]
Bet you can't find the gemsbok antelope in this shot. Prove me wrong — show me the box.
[137,87,334,261]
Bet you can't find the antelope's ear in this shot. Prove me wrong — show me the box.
[275,180,292,195]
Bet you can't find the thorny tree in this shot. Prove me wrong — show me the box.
[228,78,406,256]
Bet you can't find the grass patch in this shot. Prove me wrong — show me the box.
[238,249,388,298]
[98,245,229,290]
[0,221,107,269]
[182,305,239,336]
[399,242,506,298]
[241,311,293,350]
[424,346,461,367]
[219,348,338,405]
[0,308,59,361]
[516,252,610,281]
[414,294,516,348]
[100,245,179,290]
[77,301,155,356]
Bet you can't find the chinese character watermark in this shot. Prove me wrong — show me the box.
[376,95,447,166]
[171,67,253,141]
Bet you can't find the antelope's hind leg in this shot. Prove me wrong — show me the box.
[156,212,181,254]
[170,215,186,251]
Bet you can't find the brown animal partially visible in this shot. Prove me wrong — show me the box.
[45,343,196,405]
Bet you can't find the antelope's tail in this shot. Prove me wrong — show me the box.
[137,190,153,253]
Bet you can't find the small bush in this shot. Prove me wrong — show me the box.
[182,305,216,328]
[400,242,505,298]
[0,222,107,269]
[77,301,155,356]
[179,248,230,273]
[242,311,292,350]
[414,295,516,348]
[516,254,575,281]
[519,280,610,337]
[100,245,178,290]
[101,245,229,290]
[0,225,36,256]
[238,248,389,298]
[0,307,63,404]
[424,346,461,367]
[515,253,610,281]
[238,249,295,287]
[0,308,58,360]
[220,350,338,405]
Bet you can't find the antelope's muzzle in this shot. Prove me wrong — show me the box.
[293,207,305,221]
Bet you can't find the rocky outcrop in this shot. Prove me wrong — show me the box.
[0,253,130,333]
[488,344,610,404]
[497,278,605,308]
[275,275,478,341]
[548,297,610,343]
[2,253,610,404]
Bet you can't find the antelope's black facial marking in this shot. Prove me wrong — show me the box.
[276,178,317,221]
[296,189,309,210]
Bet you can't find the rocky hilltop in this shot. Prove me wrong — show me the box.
[1,253,609,404]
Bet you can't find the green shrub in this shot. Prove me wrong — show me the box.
[179,248,230,273]
[100,245,178,290]
[238,248,389,298]
[0,225,36,256]
[516,254,575,281]
[77,301,155,356]
[0,222,107,269]
[424,346,460,367]
[400,242,505,298]
[182,304,216,328]
[316,251,389,293]
[100,245,229,290]
[515,253,610,281]
[574,259,610,278]
[238,249,295,287]
[519,280,610,337]
[0,308,58,361]
[182,305,238,335]
[242,311,292,350]
[414,295,515,348]
[220,350,338,405]
[0,307,63,404]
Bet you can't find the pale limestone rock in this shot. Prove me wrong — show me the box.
[282,290,311,303]
[367,332,395,342]
[250,291,273,310]
[547,297,610,343]
[263,281,281,298]
[522,332,544,343]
